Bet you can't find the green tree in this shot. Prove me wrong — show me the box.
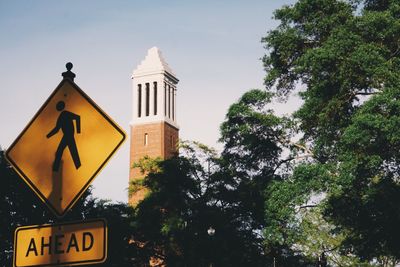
[0,150,52,265]
[130,140,279,266]
[129,90,319,266]
[326,87,400,264]
[219,90,315,266]
[261,0,400,264]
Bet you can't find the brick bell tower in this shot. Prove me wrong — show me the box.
[129,47,179,205]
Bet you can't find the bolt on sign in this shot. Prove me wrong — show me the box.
[13,219,107,267]
[5,64,126,217]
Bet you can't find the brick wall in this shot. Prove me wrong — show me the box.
[129,121,178,205]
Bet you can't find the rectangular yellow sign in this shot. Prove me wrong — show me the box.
[14,219,107,267]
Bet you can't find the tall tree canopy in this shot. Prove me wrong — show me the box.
[261,0,400,265]
[131,141,276,266]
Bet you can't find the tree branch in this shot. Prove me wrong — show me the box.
[298,204,318,210]
[278,136,314,157]
[291,142,313,155]
[273,154,313,173]
[355,92,379,96]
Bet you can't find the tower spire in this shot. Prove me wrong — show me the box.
[132,47,177,78]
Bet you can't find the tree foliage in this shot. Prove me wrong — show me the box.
[261,0,400,265]
[130,141,273,266]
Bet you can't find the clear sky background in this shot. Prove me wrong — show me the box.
[0,0,298,203]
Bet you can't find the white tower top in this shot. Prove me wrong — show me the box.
[132,47,177,79]
[131,47,179,129]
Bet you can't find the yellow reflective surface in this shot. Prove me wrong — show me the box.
[14,219,107,267]
[6,80,125,216]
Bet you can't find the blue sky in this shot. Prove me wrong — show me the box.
[0,0,297,202]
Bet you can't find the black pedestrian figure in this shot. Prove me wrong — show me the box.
[47,101,81,172]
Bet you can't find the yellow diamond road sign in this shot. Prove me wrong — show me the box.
[6,78,126,217]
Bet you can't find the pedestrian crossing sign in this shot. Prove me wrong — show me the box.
[6,78,126,217]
